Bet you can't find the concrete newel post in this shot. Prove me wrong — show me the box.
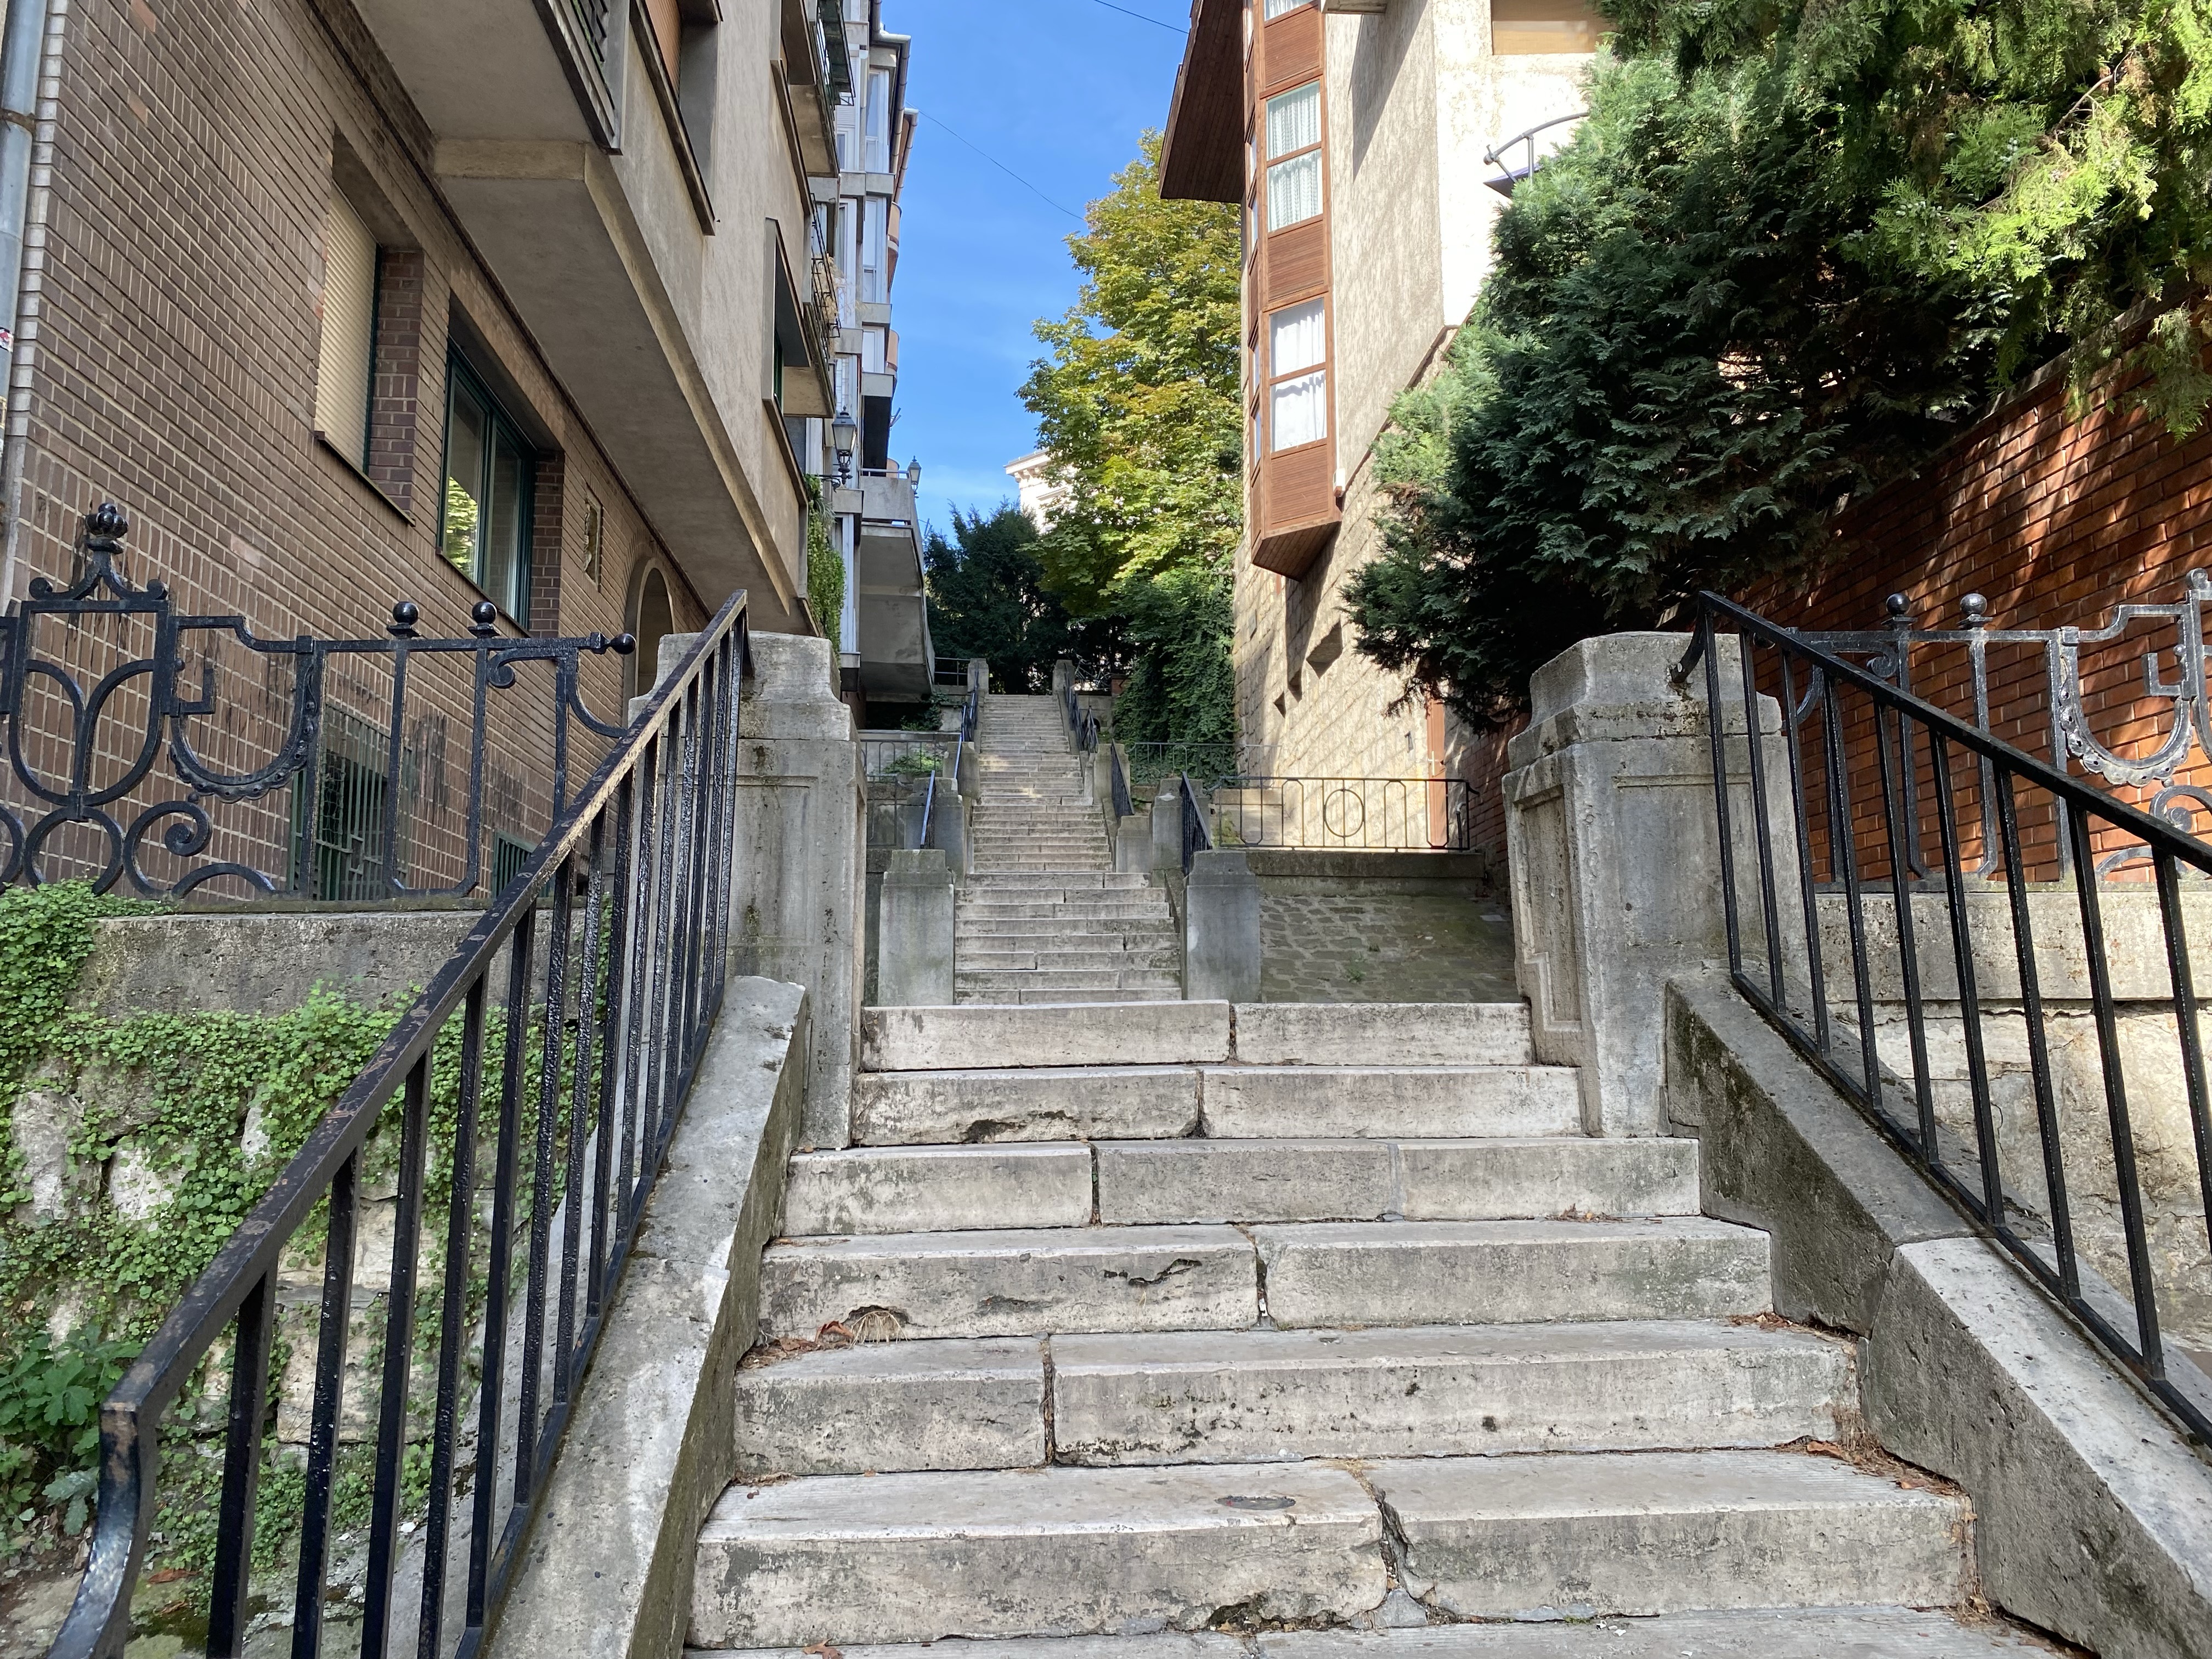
[1149,789,1183,874]
[877,848,956,1007]
[1504,630,1795,1137]
[1183,848,1261,1002]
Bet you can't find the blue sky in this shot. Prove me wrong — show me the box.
[887,0,1191,537]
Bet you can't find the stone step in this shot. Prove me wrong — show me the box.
[970,872,1150,889]
[1049,1321,1846,1465]
[850,1065,1202,1144]
[1200,1067,1582,1139]
[960,901,1164,918]
[782,1144,1093,1235]
[690,1462,1385,1647]
[1237,1003,1534,1067]
[735,1338,1046,1476]
[686,1610,2045,1659]
[956,969,1183,993]
[1372,1449,1970,1618]
[959,986,1186,1005]
[758,1224,1257,1340]
[1255,1219,1771,1328]
[863,1002,1232,1070]
[958,925,1177,946]
[959,949,1182,974]
[1095,1137,1701,1224]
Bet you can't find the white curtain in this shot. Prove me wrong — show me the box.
[1270,298,1327,377]
[1267,151,1322,230]
[1272,369,1328,452]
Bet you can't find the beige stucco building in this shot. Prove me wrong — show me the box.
[1161,0,1596,844]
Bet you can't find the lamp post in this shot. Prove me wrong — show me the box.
[832,408,858,484]
[906,459,922,487]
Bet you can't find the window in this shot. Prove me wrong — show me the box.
[1263,0,1313,15]
[1492,0,1604,54]
[492,832,534,897]
[860,198,888,302]
[440,354,535,622]
[1267,298,1328,452]
[1265,83,1323,232]
[295,708,403,900]
[863,68,891,172]
[583,492,606,587]
[862,326,888,373]
[314,189,379,467]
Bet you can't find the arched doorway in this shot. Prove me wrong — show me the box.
[630,565,674,702]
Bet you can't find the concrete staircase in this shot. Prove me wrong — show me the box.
[957,694,1181,1005]
[689,1001,2028,1657]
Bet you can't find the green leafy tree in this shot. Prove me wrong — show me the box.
[1351,0,2212,725]
[924,505,1076,694]
[1114,562,1237,747]
[1021,134,1243,616]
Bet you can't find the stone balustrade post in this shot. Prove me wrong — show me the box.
[877,848,956,1008]
[1183,849,1261,1002]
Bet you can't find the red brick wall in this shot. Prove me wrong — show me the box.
[2,0,712,894]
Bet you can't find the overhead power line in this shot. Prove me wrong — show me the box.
[1084,0,1189,31]
[917,109,1085,221]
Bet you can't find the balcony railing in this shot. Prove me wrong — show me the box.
[1482,110,1587,196]
[546,0,620,145]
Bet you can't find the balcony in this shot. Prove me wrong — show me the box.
[853,469,932,703]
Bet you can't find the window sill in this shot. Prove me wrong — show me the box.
[315,431,413,524]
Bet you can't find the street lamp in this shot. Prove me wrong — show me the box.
[832,408,858,483]
[906,459,922,487]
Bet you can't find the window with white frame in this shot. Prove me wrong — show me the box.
[1267,297,1328,453]
[1265,83,1323,232]
[862,327,888,374]
[860,197,888,303]
[863,69,892,172]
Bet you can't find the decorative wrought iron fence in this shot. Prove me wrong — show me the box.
[1206,776,1477,853]
[1122,741,1244,796]
[1683,590,2212,1444]
[44,585,750,1659]
[1,505,636,901]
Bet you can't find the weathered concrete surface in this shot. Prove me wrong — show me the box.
[862,1002,1233,1071]
[876,848,956,1008]
[782,1144,1092,1235]
[691,1636,1247,1659]
[1395,1138,1701,1220]
[1663,973,1968,1334]
[850,1066,1200,1146]
[758,1224,1259,1339]
[1049,1321,1846,1465]
[1862,1238,2212,1659]
[1199,1067,1580,1140]
[1372,1449,1969,1618]
[1232,1002,1532,1067]
[689,1462,1386,1645]
[75,906,483,1016]
[1259,887,1516,1006]
[732,632,866,1150]
[1097,1139,1395,1224]
[1256,1219,1771,1329]
[1249,1609,2044,1657]
[487,978,807,1659]
[1182,850,1260,1003]
[734,1338,1045,1476]
[1505,631,1794,1136]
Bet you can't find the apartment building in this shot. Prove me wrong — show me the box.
[815,0,932,722]
[1160,0,1597,816]
[0,0,928,893]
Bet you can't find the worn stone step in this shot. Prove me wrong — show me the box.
[689,1612,2044,1659]
[1235,1003,1534,1067]
[783,1144,1093,1235]
[1201,1067,1581,1139]
[960,949,1183,974]
[690,1462,1384,1647]
[957,969,1136,992]
[735,1338,1045,1476]
[1095,1138,1700,1224]
[1048,1321,1846,1465]
[864,1002,1232,1070]
[966,986,1186,1005]
[959,915,1175,936]
[851,1065,1201,1144]
[758,1224,1257,1340]
[961,901,1165,919]
[1371,1449,1970,1618]
[970,872,1150,889]
[1255,1218,1771,1328]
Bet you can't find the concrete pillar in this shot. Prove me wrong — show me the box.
[1150,789,1183,874]
[928,782,970,880]
[1114,814,1149,873]
[732,633,866,1148]
[1503,630,1790,1137]
[967,657,988,697]
[1183,849,1260,1002]
[877,848,956,1008]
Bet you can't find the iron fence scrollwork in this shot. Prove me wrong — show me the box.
[0,505,636,901]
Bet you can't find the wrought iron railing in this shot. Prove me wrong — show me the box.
[1177,772,1211,875]
[1122,741,1248,798]
[1482,110,1587,196]
[1,505,636,901]
[1683,590,2212,1443]
[1110,744,1133,820]
[546,0,619,144]
[933,656,969,687]
[47,586,751,1658]
[1206,776,1477,853]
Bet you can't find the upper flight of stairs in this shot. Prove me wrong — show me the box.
[686,1000,2026,1658]
[957,695,1180,1005]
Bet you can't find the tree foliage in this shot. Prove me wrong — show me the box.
[924,505,1077,695]
[1020,134,1243,617]
[1350,0,2212,726]
[1112,561,1238,747]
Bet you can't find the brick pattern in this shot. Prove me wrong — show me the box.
[0,0,714,894]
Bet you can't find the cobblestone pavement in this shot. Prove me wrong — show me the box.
[1260,888,1515,1003]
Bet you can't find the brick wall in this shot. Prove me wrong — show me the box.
[2,0,711,896]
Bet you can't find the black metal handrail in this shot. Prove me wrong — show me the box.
[915,731,962,851]
[1205,775,1477,853]
[1,505,636,901]
[1683,590,2212,1443]
[1110,744,1133,820]
[1178,771,1210,875]
[47,585,752,1658]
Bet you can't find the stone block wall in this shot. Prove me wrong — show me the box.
[1253,849,1513,1004]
